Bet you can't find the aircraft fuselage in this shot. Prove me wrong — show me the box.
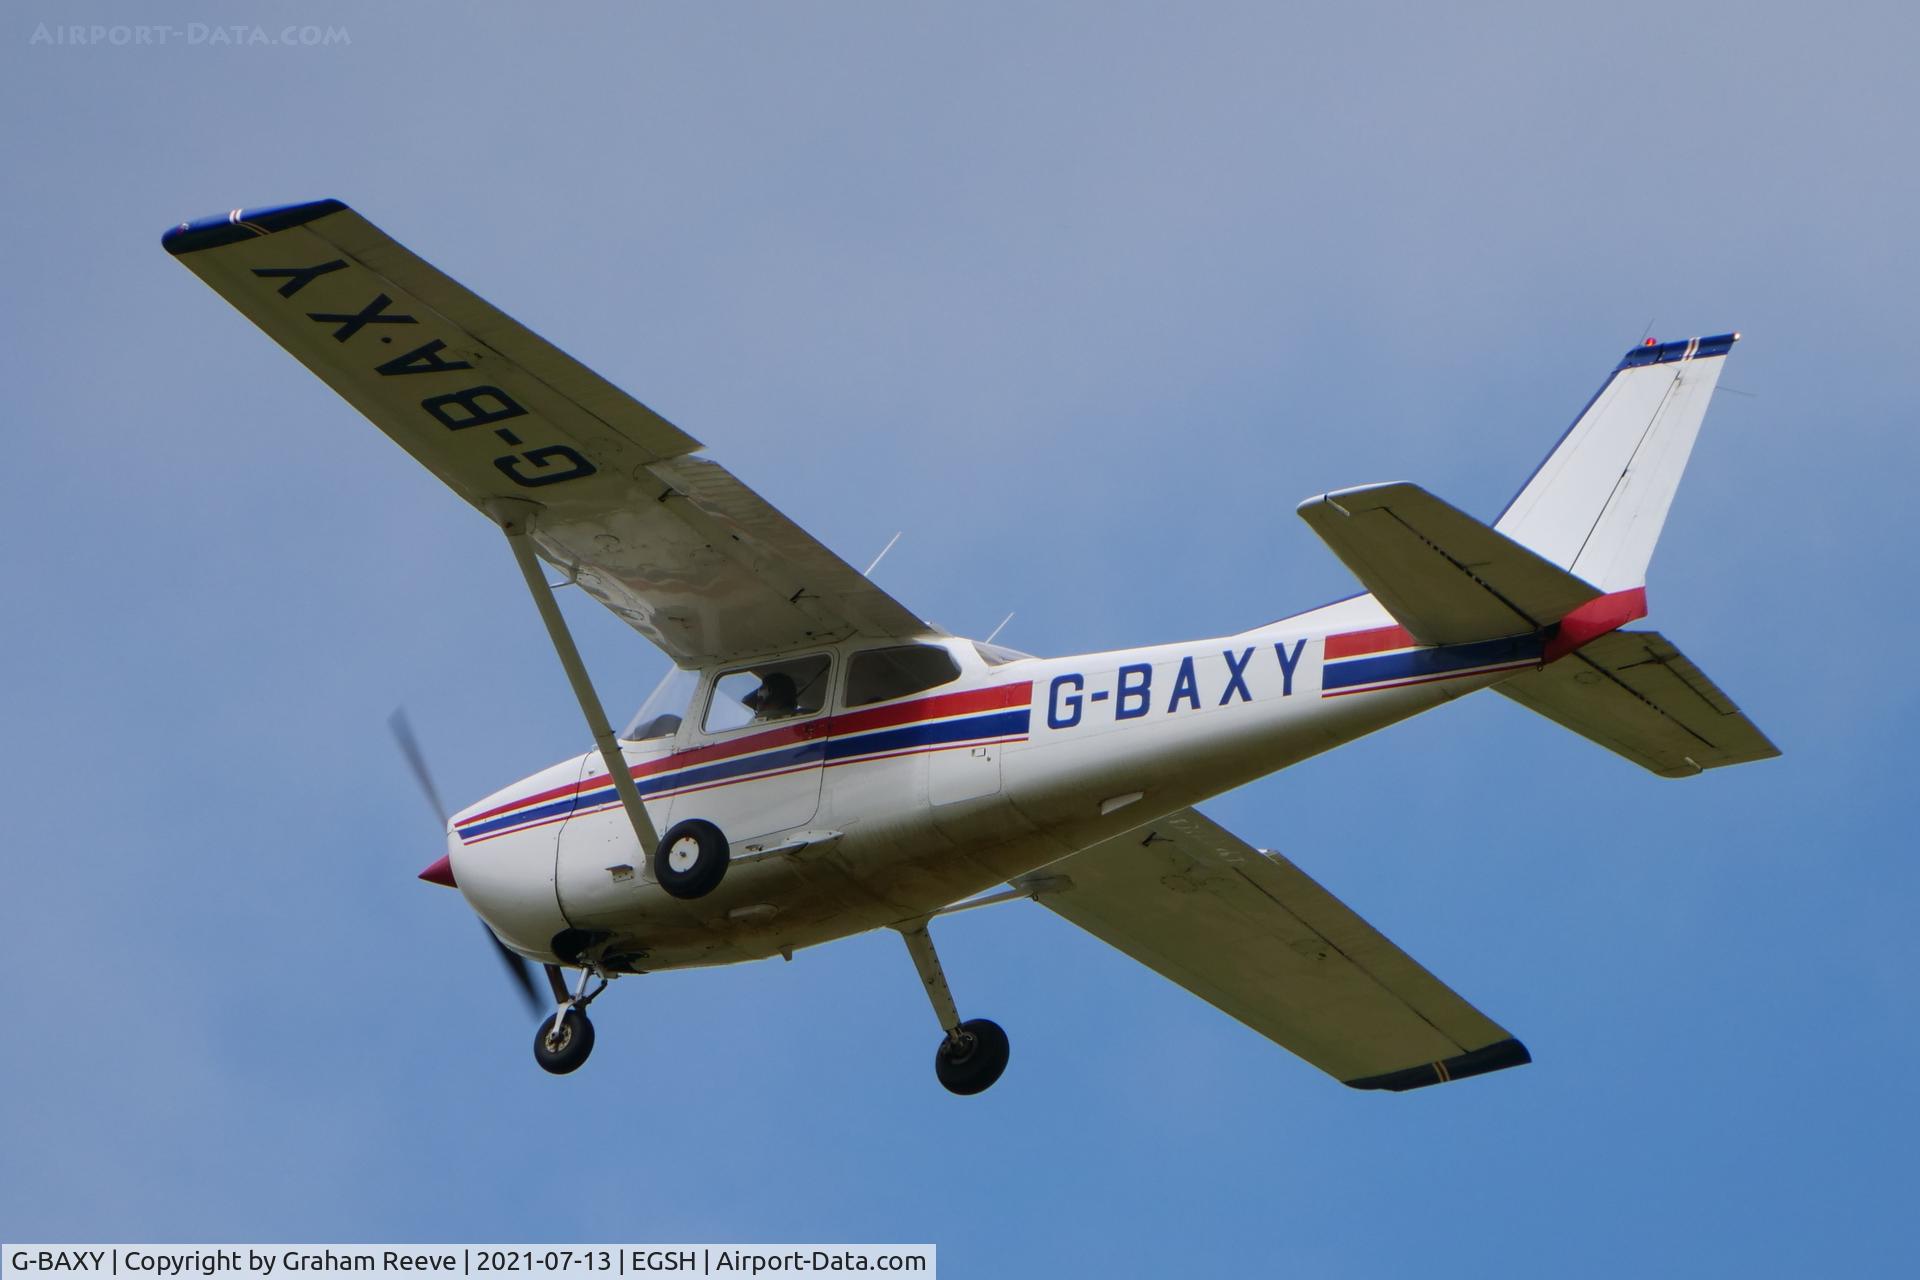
[449,593,1541,971]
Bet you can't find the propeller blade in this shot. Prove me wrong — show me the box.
[390,708,541,1015]
[388,707,448,824]
[487,925,543,1014]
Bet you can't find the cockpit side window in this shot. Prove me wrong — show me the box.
[704,654,832,733]
[845,644,962,708]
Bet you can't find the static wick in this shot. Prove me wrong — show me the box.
[863,531,903,578]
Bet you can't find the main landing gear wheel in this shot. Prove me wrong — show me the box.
[533,1007,595,1075]
[654,819,729,899]
[934,1018,1010,1096]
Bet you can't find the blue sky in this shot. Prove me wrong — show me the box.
[2,2,1915,1274]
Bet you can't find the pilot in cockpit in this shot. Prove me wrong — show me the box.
[743,671,799,722]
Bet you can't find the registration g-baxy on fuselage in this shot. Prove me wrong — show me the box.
[165,200,1777,1096]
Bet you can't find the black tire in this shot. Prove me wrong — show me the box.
[533,1007,595,1075]
[654,819,729,899]
[934,1018,1010,1096]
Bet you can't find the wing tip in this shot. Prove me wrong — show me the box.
[1345,1037,1532,1092]
[162,198,348,256]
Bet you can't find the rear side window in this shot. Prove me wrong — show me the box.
[845,645,962,708]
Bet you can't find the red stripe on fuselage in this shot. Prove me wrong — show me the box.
[826,681,1031,738]
[455,680,1034,830]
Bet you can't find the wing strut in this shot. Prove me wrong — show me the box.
[493,499,661,857]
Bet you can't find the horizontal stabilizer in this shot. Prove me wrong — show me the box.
[1015,807,1527,1090]
[1298,482,1604,644]
[1496,630,1779,777]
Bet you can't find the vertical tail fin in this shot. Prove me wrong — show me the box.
[1494,334,1738,592]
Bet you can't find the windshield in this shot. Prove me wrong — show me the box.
[621,666,699,740]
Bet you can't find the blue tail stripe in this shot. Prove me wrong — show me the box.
[1324,635,1542,690]
[1617,333,1739,368]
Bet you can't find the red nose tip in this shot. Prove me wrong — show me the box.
[418,854,457,888]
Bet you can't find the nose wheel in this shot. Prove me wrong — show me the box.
[534,1007,595,1074]
[533,960,609,1076]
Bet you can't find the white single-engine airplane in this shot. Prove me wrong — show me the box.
[167,200,1777,1095]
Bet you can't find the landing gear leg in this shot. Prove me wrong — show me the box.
[895,921,1009,1096]
[533,960,608,1076]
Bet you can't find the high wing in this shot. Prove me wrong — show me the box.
[163,200,929,666]
[1014,808,1529,1090]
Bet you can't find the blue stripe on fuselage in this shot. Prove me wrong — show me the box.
[457,707,1034,840]
[823,709,1031,764]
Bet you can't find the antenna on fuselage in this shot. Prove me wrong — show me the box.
[985,612,1015,644]
[863,531,903,578]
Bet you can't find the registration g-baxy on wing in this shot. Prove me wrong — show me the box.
[165,200,1777,1095]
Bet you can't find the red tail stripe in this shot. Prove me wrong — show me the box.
[1324,624,1416,660]
[1543,587,1648,663]
[1326,587,1648,666]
